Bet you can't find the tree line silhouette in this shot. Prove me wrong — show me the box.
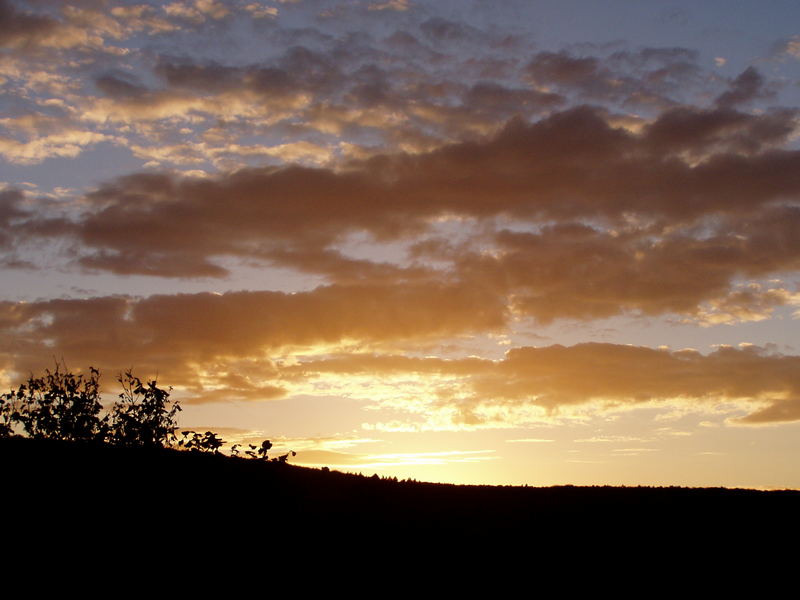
[0,364,294,462]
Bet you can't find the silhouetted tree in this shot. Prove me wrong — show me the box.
[0,365,296,464]
[107,370,180,448]
[0,364,105,442]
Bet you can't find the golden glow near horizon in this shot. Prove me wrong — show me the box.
[2,0,800,488]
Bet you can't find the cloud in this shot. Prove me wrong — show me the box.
[642,105,796,158]
[244,3,279,19]
[736,398,800,424]
[774,35,800,60]
[0,129,117,164]
[0,0,60,51]
[714,67,773,109]
[0,281,506,396]
[3,101,798,323]
[292,448,496,468]
[109,4,179,35]
[287,343,800,426]
[451,209,800,322]
[4,4,800,434]
[420,17,484,44]
[463,82,563,114]
[525,47,703,108]
[1,4,777,174]
[368,0,412,12]
[2,282,800,424]
[163,1,230,24]
[690,284,800,326]
[0,0,126,55]
[0,189,27,249]
[181,378,288,404]
[68,166,427,277]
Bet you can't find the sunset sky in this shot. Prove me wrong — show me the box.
[3,0,800,488]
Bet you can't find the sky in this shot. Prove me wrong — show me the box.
[3,0,800,488]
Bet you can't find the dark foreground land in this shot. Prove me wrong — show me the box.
[5,436,798,545]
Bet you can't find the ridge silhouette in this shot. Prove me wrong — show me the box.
[3,364,798,546]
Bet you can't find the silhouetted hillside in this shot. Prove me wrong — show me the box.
[5,436,798,544]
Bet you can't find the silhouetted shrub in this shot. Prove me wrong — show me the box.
[0,364,105,442]
[239,439,295,462]
[273,451,297,463]
[107,370,180,448]
[178,430,226,453]
[0,365,296,464]
[258,439,272,459]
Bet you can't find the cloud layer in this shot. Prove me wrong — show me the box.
[5,104,800,325]
[3,286,798,425]
[3,1,800,433]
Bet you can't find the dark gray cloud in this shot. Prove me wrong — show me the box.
[0,0,60,50]
[0,189,26,249]
[715,67,773,109]
[525,47,704,108]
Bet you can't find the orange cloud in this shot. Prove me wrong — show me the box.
[287,344,800,425]
[0,281,506,391]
